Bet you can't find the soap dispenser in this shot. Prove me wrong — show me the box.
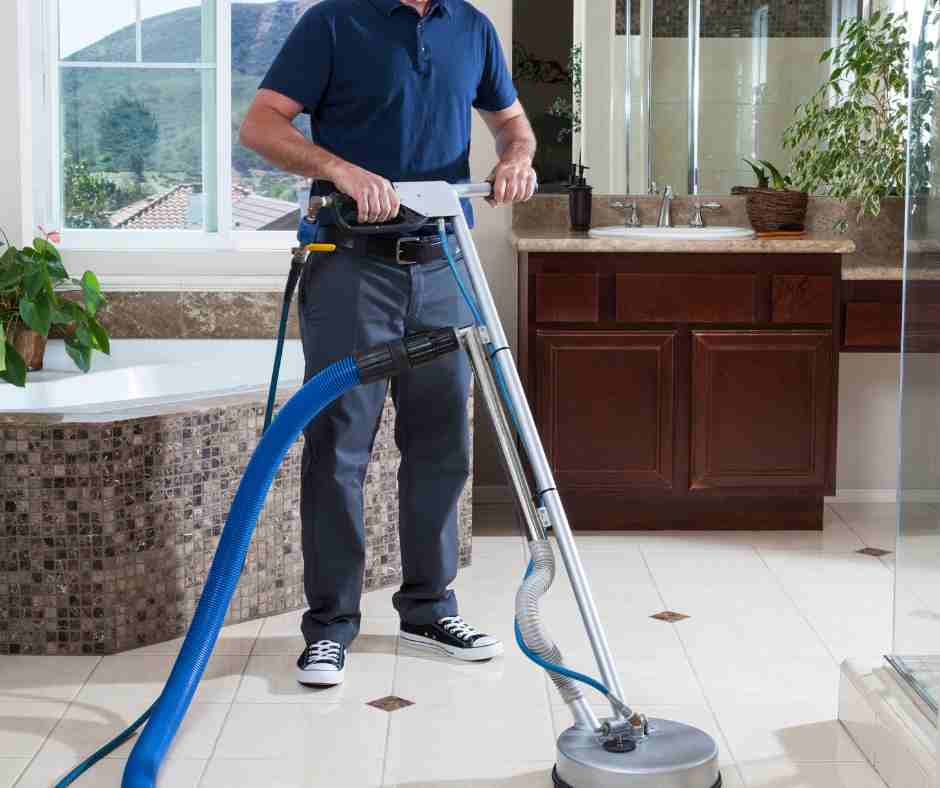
[568,155,593,232]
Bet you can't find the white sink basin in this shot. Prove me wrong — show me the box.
[589,225,755,240]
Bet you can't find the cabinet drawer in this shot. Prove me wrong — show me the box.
[843,302,901,348]
[535,274,599,323]
[772,275,833,324]
[616,273,758,323]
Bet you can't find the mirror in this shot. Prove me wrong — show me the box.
[513,0,859,195]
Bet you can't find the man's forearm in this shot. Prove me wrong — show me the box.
[240,109,345,181]
[494,115,537,164]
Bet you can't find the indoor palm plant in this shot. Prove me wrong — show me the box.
[0,229,110,387]
[783,9,936,229]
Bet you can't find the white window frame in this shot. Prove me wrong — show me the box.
[31,0,299,256]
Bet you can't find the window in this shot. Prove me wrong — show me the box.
[37,0,313,250]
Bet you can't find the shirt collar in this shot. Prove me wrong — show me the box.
[370,0,453,17]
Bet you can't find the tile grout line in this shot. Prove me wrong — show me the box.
[194,637,256,785]
[635,546,739,770]
[379,623,403,786]
[752,545,843,667]
[11,655,102,787]
[829,502,879,549]
[196,633,254,787]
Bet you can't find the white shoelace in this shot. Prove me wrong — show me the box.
[439,616,479,641]
[305,640,342,665]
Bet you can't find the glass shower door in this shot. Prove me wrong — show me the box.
[889,0,940,721]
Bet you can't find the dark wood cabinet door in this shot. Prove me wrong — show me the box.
[691,330,834,491]
[536,331,677,490]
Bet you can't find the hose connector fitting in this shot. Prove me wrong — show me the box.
[354,328,460,384]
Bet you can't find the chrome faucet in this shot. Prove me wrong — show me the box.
[657,185,674,228]
[610,199,642,227]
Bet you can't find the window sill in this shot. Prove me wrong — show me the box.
[59,230,298,253]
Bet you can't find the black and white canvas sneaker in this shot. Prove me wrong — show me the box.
[296,640,346,686]
[400,616,503,661]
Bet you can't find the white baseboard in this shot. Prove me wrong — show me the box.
[827,489,898,503]
[475,485,902,506]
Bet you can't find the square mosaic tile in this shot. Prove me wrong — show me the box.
[650,0,831,37]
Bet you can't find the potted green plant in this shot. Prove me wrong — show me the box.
[782,10,934,229]
[0,228,110,387]
[737,158,809,233]
[547,44,583,142]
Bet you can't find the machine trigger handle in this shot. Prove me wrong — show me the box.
[307,193,431,236]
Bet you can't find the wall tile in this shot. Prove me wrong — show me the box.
[0,396,474,655]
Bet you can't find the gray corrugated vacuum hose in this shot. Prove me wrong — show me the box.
[515,539,584,706]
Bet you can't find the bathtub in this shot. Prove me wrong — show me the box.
[0,339,306,416]
[0,339,473,656]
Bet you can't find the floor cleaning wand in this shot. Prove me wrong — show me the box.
[317,180,723,788]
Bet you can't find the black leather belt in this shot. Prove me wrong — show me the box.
[320,227,460,265]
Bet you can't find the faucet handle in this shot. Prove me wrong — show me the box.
[690,201,722,228]
[626,201,641,227]
[648,180,659,195]
[610,199,643,228]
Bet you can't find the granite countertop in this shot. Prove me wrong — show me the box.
[511,228,856,256]
[512,194,907,280]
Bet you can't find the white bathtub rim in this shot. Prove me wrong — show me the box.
[0,339,305,418]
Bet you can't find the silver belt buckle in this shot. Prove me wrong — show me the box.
[395,236,422,265]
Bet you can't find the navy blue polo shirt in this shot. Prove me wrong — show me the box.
[260,0,518,228]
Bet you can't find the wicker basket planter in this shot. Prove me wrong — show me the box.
[743,188,809,233]
[11,326,48,370]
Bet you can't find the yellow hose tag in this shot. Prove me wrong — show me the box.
[305,243,337,253]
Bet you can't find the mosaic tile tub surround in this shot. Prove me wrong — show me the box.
[0,394,473,656]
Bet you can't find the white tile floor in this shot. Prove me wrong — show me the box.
[0,501,905,787]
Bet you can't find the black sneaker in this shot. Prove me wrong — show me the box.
[400,616,503,661]
[296,640,346,686]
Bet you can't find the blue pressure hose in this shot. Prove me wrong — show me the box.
[263,250,307,433]
[436,227,617,708]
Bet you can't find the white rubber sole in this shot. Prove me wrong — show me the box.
[399,631,504,661]
[295,665,345,687]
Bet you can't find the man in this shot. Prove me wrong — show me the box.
[240,0,537,686]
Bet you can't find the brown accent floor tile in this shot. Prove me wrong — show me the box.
[367,695,415,712]
[650,611,690,623]
[857,547,893,557]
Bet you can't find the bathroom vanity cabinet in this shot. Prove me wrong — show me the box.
[515,238,853,530]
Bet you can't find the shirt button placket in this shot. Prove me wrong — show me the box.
[416,20,429,74]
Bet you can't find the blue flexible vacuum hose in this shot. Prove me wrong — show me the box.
[121,356,361,787]
[54,360,360,788]
[54,324,460,788]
